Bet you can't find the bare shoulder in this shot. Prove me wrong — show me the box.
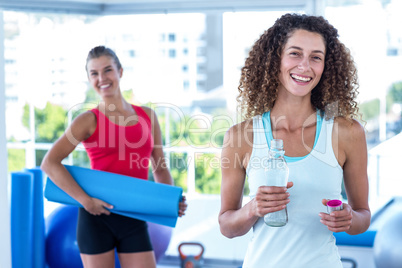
[222,118,253,169]
[139,105,161,130]
[72,110,97,136]
[224,118,253,147]
[139,105,155,118]
[57,110,97,146]
[228,118,254,134]
[72,110,96,127]
[334,117,366,141]
[334,117,367,166]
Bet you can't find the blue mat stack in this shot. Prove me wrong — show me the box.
[10,168,45,268]
[10,165,182,268]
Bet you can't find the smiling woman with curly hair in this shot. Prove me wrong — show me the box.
[237,13,359,120]
[219,13,370,268]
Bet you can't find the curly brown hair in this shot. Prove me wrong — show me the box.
[237,13,359,120]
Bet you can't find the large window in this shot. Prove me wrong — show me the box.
[5,12,217,192]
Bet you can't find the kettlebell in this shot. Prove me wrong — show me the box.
[178,242,205,268]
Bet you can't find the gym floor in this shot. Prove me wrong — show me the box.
[157,256,243,268]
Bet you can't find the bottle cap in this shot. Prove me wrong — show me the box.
[327,199,342,207]
[271,139,283,149]
[327,199,343,213]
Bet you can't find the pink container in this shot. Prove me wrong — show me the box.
[327,199,343,213]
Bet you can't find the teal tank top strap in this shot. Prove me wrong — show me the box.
[261,110,323,163]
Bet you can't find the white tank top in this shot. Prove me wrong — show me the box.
[243,115,343,268]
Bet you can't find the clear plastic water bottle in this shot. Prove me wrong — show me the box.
[264,139,289,227]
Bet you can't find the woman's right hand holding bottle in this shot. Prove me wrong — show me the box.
[252,182,293,217]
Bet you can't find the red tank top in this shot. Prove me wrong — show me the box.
[82,105,153,180]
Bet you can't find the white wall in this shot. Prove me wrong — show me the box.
[0,11,12,268]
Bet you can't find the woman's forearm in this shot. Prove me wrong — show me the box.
[41,159,92,207]
[219,200,259,239]
[346,208,371,235]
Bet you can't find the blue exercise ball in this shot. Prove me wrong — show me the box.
[45,205,172,267]
[373,211,402,268]
[45,205,84,268]
[45,205,121,268]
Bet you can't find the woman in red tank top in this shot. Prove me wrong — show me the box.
[41,46,187,268]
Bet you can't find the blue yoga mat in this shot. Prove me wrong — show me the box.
[334,230,377,247]
[11,171,34,268]
[44,165,183,227]
[25,168,46,268]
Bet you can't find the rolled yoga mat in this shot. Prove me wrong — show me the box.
[11,171,34,268]
[44,165,183,227]
[25,168,46,268]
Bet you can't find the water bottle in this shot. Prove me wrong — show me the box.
[264,139,289,227]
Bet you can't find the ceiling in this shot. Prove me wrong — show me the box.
[0,0,319,15]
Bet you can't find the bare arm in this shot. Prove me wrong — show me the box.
[41,111,113,215]
[219,120,292,238]
[320,118,371,234]
[219,121,257,238]
[143,106,173,185]
[143,106,187,216]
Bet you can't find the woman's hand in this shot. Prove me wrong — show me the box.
[83,197,114,216]
[178,195,188,217]
[252,182,293,217]
[319,199,352,232]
